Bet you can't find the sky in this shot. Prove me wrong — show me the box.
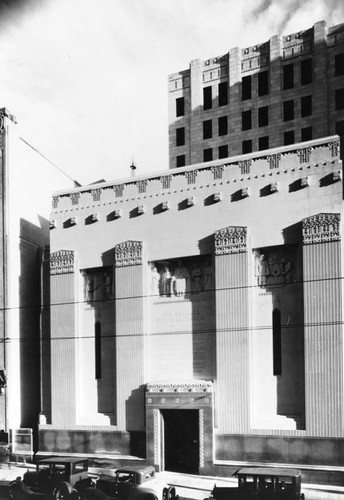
[0,0,344,189]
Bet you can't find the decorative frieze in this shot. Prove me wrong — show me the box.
[52,197,59,209]
[114,184,124,198]
[153,409,160,465]
[215,226,247,255]
[297,147,312,163]
[267,153,281,169]
[147,381,213,393]
[91,189,101,202]
[114,241,143,267]
[329,140,340,158]
[70,193,80,206]
[161,175,172,189]
[185,170,198,185]
[50,250,75,275]
[239,159,252,175]
[211,164,224,180]
[302,213,341,245]
[137,180,148,194]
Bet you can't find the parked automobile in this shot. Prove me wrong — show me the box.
[23,457,94,500]
[93,465,178,500]
[206,467,304,500]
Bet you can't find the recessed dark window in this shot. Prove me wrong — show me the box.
[301,95,312,117]
[283,100,294,121]
[258,71,269,96]
[336,120,344,136]
[273,309,282,376]
[259,136,269,151]
[284,130,294,145]
[335,53,344,77]
[335,88,344,110]
[95,322,101,380]
[176,97,185,117]
[203,148,213,162]
[176,155,186,168]
[283,63,294,90]
[218,145,228,159]
[258,106,269,127]
[242,75,252,100]
[176,127,185,146]
[301,58,312,85]
[242,140,252,154]
[301,126,312,141]
[218,81,228,106]
[218,116,228,136]
[203,86,212,110]
[203,120,212,139]
[242,110,252,131]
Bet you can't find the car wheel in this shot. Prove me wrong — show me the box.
[54,482,73,500]
[82,487,109,500]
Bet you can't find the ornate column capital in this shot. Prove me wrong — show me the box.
[215,226,247,255]
[302,213,341,245]
[114,240,143,267]
[50,250,75,275]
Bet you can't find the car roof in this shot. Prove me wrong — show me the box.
[238,468,301,478]
[38,457,87,464]
[116,466,155,474]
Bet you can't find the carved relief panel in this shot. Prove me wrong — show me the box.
[81,266,113,304]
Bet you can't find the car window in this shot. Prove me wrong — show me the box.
[73,462,88,473]
[117,473,134,484]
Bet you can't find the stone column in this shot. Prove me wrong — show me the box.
[214,226,250,432]
[114,241,145,431]
[302,213,343,436]
[50,250,77,427]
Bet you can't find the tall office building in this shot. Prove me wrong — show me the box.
[168,20,344,168]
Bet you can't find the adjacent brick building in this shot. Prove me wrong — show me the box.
[168,20,344,168]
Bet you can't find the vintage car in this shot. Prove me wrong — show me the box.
[207,467,305,500]
[93,465,178,500]
[23,457,94,500]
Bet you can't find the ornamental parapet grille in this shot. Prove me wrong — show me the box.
[146,381,213,393]
[50,250,75,275]
[114,240,143,267]
[302,213,341,245]
[215,226,247,255]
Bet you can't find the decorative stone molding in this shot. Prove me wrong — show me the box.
[70,193,80,206]
[300,176,309,187]
[211,164,224,180]
[137,180,148,194]
[186,196,196,207]
[213,192,222,202]
[91,189,101,202]
[161,201,170,211]
[241,187,249,198]
[114,184,124,197]
[153,409,160,465]
[267,153,281,169]
[114,241,143,267]
[114,209,122,218]
[161,175,172,189]
[239,159,252,175]
[69,217,78,226]
[185,170,198,185]
[297,147,312,163]
[52,196,59,209]
[215,226,247,255]
[137,205,145,215]
[50,250,75,275]
[329,140,340,158]
[270,182,278,193]
[147,381,213,393]
[50,220,56,229]
[90,213,99,222]
[333,170,342,181]
[302,213,341,245]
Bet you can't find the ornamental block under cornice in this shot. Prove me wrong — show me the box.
[215,226,247,255]
[114,240,143,267]
[302,213,341,245]
[50,250,75,275]
[146,381,213,393]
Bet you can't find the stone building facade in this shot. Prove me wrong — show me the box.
[41,135,344,482]
[168,20,344,168]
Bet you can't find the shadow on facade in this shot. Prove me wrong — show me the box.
[19,217,49,449]
[125,386,146,457]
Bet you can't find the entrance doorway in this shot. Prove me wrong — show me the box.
[161,409,199,474]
